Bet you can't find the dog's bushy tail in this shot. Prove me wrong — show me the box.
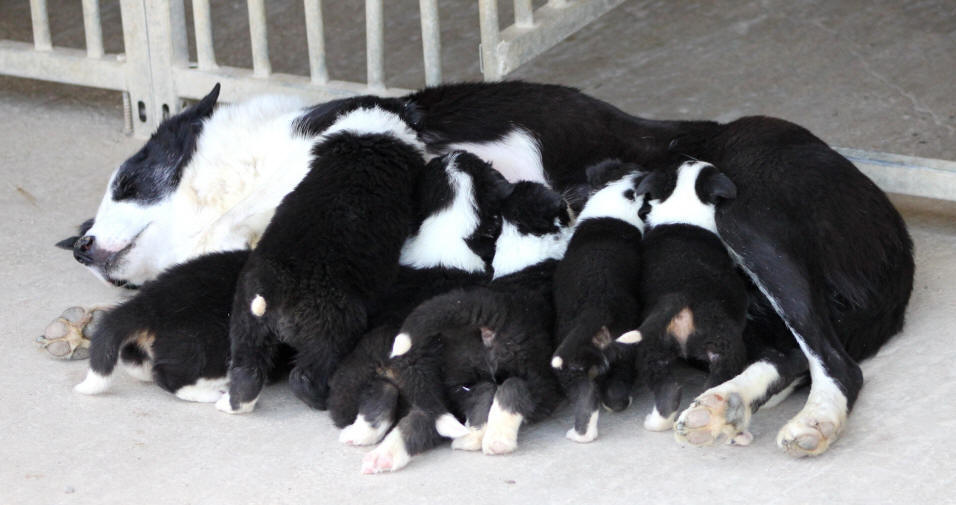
[74,301,150,395]
[389,287,506,358]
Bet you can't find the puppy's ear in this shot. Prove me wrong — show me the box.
[634,171,660,200]
[78,218,94,235]
[563,184,591,213]
[55,236,79,250]
[697,165,736,204]
[585,159,624,189]
[191,83,221,119]
[484,163,515,202]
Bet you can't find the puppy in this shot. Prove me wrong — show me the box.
[616,160,749,438]
[382,181,572,469]
[74,251,293,401]
[218,100,427,414]
[551,160,646,443]
[327,151,511,453]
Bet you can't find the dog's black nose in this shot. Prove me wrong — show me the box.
[73,235,95,265]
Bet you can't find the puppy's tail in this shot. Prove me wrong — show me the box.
[390,287,506,358]
[616,295,690,346]
[74,301,150,395]
[551,309,613,371]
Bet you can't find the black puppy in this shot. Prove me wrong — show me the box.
[551,160,646,443]
[380,181,572,470]
[218,101,427,414]
[616,160,749,440]
[327,151,511,453]
[74,251,293,401]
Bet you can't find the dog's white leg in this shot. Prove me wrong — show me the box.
[565,409,599,443]
[174,377,229,403]
[361,429,411,474]
[481,398,523,455]
[776,349,847,457]
[340,414,393,446]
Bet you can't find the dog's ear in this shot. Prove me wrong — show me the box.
[191,83,221,119]
[696,165,736,204]
[55,236,79,250]
[563,184,591,213]
[633,171,661,201]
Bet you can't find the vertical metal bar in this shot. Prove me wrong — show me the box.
[548,0,572,8]
[192,0,217,69]
[478,0,501,81]
[514,0,534,27]
[81,0,105,58]
[365,0,385,90]
[247,0,272,77]
[30,0,53,51]
[419,0,441,86]
[303,0,329,83]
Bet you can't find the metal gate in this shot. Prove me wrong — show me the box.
[0,0,625,138]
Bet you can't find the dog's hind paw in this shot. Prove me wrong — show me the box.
[37,306,110,360]
[674,390,752,446]
[340,415,391,446]
[361,430,410,474]
[776,408,842,457]
[450,425,485,451]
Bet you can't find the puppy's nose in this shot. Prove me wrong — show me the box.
[73,235,95,265]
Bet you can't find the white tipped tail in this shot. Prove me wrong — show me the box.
[390,333,411,358]
[551,356,563,369]
[435,413,470,438]
[74,369,112,395]
[617,330,643,344]
[250,295,267,317]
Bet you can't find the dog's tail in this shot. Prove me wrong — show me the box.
[74,301,151,395]
[616,295,690,346]
[551,309,614,372]
[389,287,507,358]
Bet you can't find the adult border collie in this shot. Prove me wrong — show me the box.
[60,82,913,457]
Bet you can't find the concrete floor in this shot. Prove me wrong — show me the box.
[2,0,955,503]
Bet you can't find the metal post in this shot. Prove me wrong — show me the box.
[514,0,534,27]
[192,0,217,69]
[365,0,385,90]
[419,0,441,86]
[304,0,329,83]
[30,0,53,51]
[81,0,105,58]
[478,0,501,81]
[247,0,272,77]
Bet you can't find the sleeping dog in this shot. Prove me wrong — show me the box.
[73,251,293,400]
[217,99,427,414]
[615,160,749,440]
[60,82,913,456]
[550,160,646,443]
[380,181,572,471]
[327,151,511,452]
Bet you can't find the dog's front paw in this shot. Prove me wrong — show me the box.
[340,415,390,446]
[37,306,109,360]
[215,392,257,414]
[361,430,410,474]
[674,390,752,446]
[776,404,844,457]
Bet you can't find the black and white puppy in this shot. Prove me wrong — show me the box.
[615,160,749,439]
[74,251,293,401]
[217,100,427,414]
[327,151,511,454]
[382,181,572,470]
[550,161,646,443]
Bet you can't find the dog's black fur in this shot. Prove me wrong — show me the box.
[327,152,512,454]
[392,181,571,453]
[81,250,292,399]
[223,101,427,413]
[551,161,645,441]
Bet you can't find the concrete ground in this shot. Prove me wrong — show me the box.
[2,0,955,504]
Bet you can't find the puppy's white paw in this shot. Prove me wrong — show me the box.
[340,415,390,446]
[74,369,111,395]
[643,407,675,432]
[215,392,257,414]
[450,425,485,451]
[565,410,599,443]
[361,430,410,474]
[482,402,522,455]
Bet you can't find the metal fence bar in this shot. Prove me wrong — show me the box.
[81,0,104,58]
[365,0,385,90]
[303,0,328,83]
[514,0,534,27]
[478,0,501,80]
[247,0,272,77]
[192,0,217,69]
[30,0,53,51]
[419,0,441,86]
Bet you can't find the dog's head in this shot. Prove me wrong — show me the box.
[57,84,221,288]
[491,181,575,278]
[634,159,736,233]
[569,159,648,232]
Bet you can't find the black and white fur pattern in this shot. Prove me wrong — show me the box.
[550,160,646,443]
[73,251,293,401]
[323,152,510,466]
[614,160,749,439]
[383,182,571,470]
[216,100,427,414]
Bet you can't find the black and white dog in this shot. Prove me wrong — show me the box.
[614,160,750,440]
[550,161,646,443]
[61,82,913,456]
[383,181,572,469]
[327,151,510,455]
[216,98,427,414]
